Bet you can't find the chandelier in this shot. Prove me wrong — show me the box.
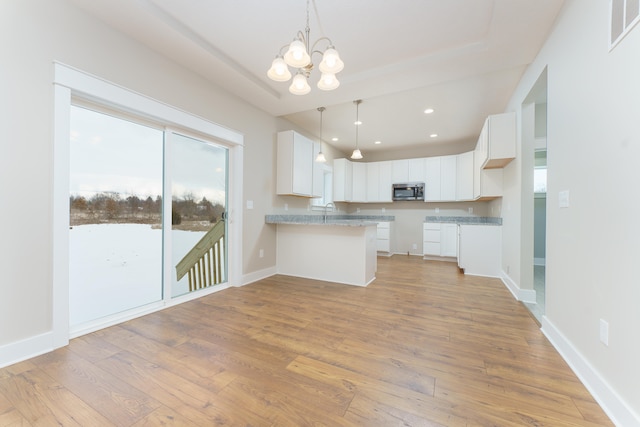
[267,0,344,95]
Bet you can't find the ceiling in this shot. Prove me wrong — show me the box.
[69,0,563,155]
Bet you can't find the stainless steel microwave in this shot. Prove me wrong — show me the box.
[392,182,425,201]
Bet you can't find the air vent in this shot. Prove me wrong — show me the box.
[610,0,640,49]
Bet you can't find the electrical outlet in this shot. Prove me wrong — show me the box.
[381,207,385,213]
[259,249,264,258]
[412,243,417,250]
[468,207,473,214]
[246,200,253,209]
[357,208,361,213]
[600,319,609,346]
[284,203,288,211]
[435,207,439,214]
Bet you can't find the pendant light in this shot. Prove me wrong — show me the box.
[351,100,363,160]
[315,107,327,163]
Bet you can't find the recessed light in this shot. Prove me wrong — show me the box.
[430,133,438,138]
[354,120,362,125]
[332,137,338,141]
[424,108,435,114]
[374,140,382,145]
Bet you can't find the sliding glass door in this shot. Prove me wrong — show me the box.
[170,133,228,298]
[69,107,229,330]
[69,105,164,327]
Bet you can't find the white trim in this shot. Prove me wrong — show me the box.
[541,317,640,427]
[500,270,537,303]
[52,84,71,350]
[534,257,546,266]
[241,267,278,287]
[47,63,244,367]
[0,332,55,369]
[54,62,243,146]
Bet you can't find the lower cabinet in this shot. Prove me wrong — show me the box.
[376,221,392,256]
[423,222,458,258]
[458,225,502,277]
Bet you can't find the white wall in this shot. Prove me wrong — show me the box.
[0,1,280,351]
[501,0,640,423]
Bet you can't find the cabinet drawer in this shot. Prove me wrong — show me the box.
[423,230,441,242]
[377,228,390,240]
[423,242,440,255]
[377,221,390,230]
[423,222,441,231]
[377,239,390,252]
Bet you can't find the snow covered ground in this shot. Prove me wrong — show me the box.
[69,223,208,327]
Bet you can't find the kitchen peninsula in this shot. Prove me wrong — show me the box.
[265,214,394,286]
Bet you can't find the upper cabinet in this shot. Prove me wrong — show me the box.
[477,112,516,169]
[276,130,315,197]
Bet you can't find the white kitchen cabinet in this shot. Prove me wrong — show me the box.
[474,150,503,200]
[333,158,353,202]
[366,162,380,202]
[479,112,516,169]
[376,221,393,255]
[408,158,426,182]
[391,159,409,183]
[441,224,458,257]
[351,162,367,202]
[440,155,457,201]
[312,142,323,198]
[423,222,458,258]
[424,157,441,202]
[378,161,393,202]
[456,151,474,201]
[458,225,502,277]
[277,130,314,197]
[367,161,393,202]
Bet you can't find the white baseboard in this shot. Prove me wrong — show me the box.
[241,266,277,286]
[500,270,537,303]
[0,332,54,369]
[541,317,640,427]
[534,257,546,266]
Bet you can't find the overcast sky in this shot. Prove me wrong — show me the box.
[70,105,227,205]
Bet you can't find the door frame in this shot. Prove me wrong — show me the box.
[52,63,243,346]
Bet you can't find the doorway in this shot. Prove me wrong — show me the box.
[522,70,548,323]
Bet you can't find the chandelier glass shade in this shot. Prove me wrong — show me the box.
[350,100,363,160]
[267,0,344,95]
[315,106,327,163]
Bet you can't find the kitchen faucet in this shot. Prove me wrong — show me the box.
[323,202,335,223]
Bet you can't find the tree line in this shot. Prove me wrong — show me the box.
[70,192,225,227]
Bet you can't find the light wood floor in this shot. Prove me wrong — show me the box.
[0,256,612,426]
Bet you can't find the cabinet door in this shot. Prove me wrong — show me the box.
[440,155,457,201]
[351,162,367,202]
[277,130,313,196]
[425,157,441,201]
[378,161,393,202]
[366,162,380,202]
[408,158,426,182]
[456,151,474,201]
[312,142,323,198]
[292,135,313,195]
[333,158,352,202]
[484,112,516,168]
[391,159,409,183]
[441,224,458,257]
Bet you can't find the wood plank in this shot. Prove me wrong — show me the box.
[0,255,613,425]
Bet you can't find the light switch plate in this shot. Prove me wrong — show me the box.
[559,190,570,208]
[246,200,253,209]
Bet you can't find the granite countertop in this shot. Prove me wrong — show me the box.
[265,214,395,227]
[424,216,502,225]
